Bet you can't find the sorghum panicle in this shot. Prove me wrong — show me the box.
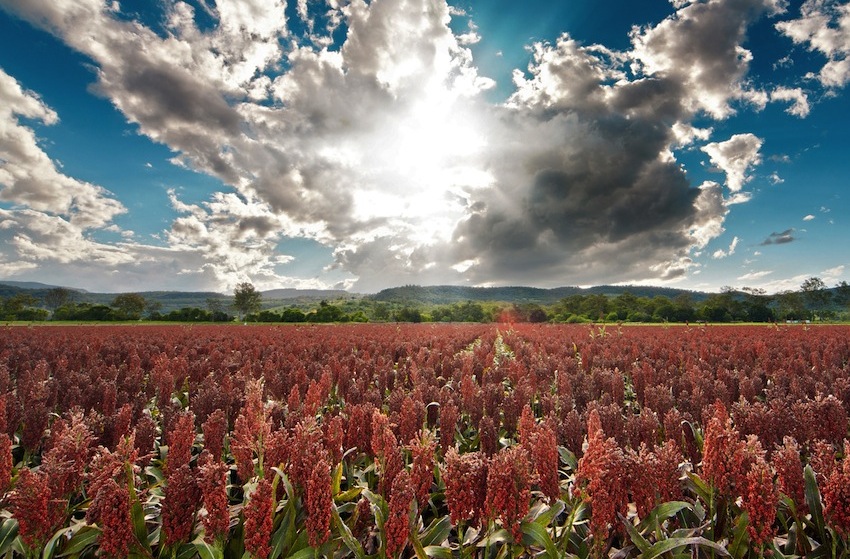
[742,454,778,549]
[0,433,11,494]
[166,411,196,474]
[773,436,806,513]
[485,446,532,543]
[478,415,498,457]
[576,410,629,557]
[409,430,436,509]
[822,440,850,539]
[199,458,231,543]
[384,470,414,558]
[202,409,227,463]
[443,448,488,527]
[161,464,201,547]
[244,478,274,559]
[86,478,134,558]
[438,401,458,452]
[306,457,332,547]
[529,423,560,503]
[9,468,53,550]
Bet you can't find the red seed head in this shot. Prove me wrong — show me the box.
[306,457,332,547]
[443,447,488,527]
[199,459,230,543]
[385,470,414,558]
[244,478,274,559]
[485,446,532,543]
[162,464,200,547]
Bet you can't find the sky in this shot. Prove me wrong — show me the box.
[0,0,848,294]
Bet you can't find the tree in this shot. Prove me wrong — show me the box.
[43,287,75,314]
[800,276,831,319]
[776,291,806,321]
[111,293,147,320]
[836,281,850,307]
[233,282,261,321]
[740,287,774,322]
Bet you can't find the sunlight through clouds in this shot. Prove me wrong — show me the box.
[0,0,848,292]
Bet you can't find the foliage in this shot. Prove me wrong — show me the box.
[233,282,262,320]
[111,292,147,320]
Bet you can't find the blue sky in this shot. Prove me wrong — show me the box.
[0,0,848,294]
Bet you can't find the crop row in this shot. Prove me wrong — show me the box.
[0,323,848,558]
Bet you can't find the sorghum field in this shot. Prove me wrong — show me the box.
[1,323,849,559]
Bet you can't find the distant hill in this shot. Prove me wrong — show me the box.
[0,280,85,291]
[262,288,349,299]
[0,281,356,313]
[369,284,712,305]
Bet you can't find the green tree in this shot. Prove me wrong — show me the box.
[741,287,774,322]
[233,282,262,321]
[776,291,806,321]
[111,293,147,320]
[800,276,831,319]
[43,287,75,315]
[205,297,229,322]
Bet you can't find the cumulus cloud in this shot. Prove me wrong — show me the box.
[701,133,764,192]
[0,0,833,291]
[777,0,850,88]
[0,69,126,228]
[803,213,816,220]
[770,86,811,116]
[713,235,740,258]
[630,0,787,118]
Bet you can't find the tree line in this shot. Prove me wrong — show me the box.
[2,278,848,323]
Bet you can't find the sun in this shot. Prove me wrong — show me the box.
[347,85,493,246]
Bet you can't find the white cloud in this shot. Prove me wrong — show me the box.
[769,172,784,184]
[803,213,816,220]
[701,133,764,192]
[0,69,126,228]
[712,235,740,258]
[738,270,773,281]
[770,86,811,116]
[630,0,787,118]
[776,0,850,88]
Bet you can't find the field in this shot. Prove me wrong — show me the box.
[0,323,849,558]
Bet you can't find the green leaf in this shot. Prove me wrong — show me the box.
[419,516,452,547]
[558,447,578,471]
[332,462,343,495]
[41,527,63,559]
[334,487,363,503]
[422,546,454,559]
[521,520,558,558]
[728,510,750,559]
[804,465,826,544]
[686,472,712,505]
[621,515,651,555]
[642,536,731,559]
[533,500,566,527]
[175,543,199,559]
[476,528,512,547]
[284,546,316,559]
[269,504,297,559]
[332,505,365,559]
[0,518,18,556]
[56,526,100,557]
[126,464,152,554]
[194,539,224,559]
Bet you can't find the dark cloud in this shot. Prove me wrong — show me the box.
[761,228,796,245]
